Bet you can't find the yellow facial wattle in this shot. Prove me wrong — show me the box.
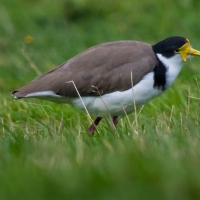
[175,40,200,61]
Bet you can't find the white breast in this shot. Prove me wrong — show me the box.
[156,53,184,88]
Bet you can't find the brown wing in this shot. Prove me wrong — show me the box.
[13,41,158,98]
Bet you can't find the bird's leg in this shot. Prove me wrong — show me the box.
[112,116,119,128]
[88,117,102,134]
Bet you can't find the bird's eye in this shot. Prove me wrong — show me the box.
[174,49,179,53]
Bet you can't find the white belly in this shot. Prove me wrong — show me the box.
[72,72,163,116]
[24,72,163,117]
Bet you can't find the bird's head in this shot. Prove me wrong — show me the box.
[152,36,200,61]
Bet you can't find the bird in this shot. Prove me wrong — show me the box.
[12,36,200,134]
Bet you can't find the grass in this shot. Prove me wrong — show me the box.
[1,0,200,199]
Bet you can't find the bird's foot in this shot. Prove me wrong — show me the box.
[88,124,95,134]
[88,117,102,134]
[112,116,119,127]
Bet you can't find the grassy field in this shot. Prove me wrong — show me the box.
[1,0,200,199]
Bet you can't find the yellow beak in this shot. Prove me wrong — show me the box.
[177,42,200,62]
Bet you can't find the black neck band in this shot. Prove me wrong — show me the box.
[153,60,167,91]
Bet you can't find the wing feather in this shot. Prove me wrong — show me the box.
[13,41,158,98]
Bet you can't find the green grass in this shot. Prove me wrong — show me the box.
[1,0,200,199]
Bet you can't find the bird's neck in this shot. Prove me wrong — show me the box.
[156,53,184,89]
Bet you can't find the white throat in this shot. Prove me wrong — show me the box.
[156,53,184,88]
